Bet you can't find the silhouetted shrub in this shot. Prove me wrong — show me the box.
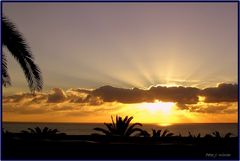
[93,115,144,136]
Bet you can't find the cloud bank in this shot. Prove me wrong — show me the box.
[91,83,237,104]
[3,83,238,115]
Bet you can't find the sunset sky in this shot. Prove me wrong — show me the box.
[2,3,238,124]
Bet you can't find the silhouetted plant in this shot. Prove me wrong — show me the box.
[212,131,221,138]
[137,130,151,137]
[2,16,43,92]
[178,133,182,137]
[204,131,233,139]
[224,132,233,138]
[21,127,65,137]
[152,129,174,138]
[188,132,201,139]
[2,128,12,135]
[93,115,144,136]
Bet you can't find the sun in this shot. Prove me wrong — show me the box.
[140,100,174,115]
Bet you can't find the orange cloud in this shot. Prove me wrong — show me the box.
[2,83,238,116]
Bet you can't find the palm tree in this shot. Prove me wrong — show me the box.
[2,16,43,92]
[204,131,233,139]
[188,132,201,139]
[151,129,174,138]
[21,127,65,137]
[93,115,144,136]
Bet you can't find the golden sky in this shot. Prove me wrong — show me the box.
[3,84,238,123]
[2,3,238,123]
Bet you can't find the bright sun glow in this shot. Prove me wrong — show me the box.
[140,100,175,115]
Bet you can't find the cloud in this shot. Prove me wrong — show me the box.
[47,88,67,103]
[3,104,50,114]
[91,83,237,105]
[67,88,92,94]
[3,93,37,103]
[187,102,238,114]
[2,83,238,115]
[91,85,200,104]
[149,86,200,104]
[92,86,147,103]
[4,84,237,105]
[200,83,238,103]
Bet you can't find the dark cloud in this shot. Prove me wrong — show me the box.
[149,86,199,104]
[4,84,237,105]
[30,94,47,103]
[47,88,67,103]
[92,86,147,103]
[176,102,189,110]
[91,84,237,105]
[187,102,237,114]
[201,83,238,103]
[92,85,200,104]
[3,83,238,115]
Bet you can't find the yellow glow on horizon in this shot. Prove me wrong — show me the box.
[3,97,238,124]
[198,96,206,102]
[140,100,174,115]
[126,100,178,124]
[158,123,173,127]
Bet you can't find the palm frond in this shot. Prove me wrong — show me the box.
[2,53,11,86]
[224,132,232,138]
[42,127,49,134]
[116,115,122,133]
[35,127,42,134]
[152,129,161,137]
[50,129,59,134]
[139,130,150,137]
[93,127,110,135]
[125,128,144,136]
[93,115,143,137]
[123,116,129,123]
[125,116,133,126]
[197,133,201,138]
[161,129,169,137]
[165,132,174,137]
[28,128,36,134]
[122,116,133,133]
[104,123,115,133]
[212,131,221,138]
[2,16,43,92]
[156,130,161,137]
[119,116,130,135]
[204,134,212,138]
[111,115,116,129]
[125,123,142,136]
[188,131,193,138]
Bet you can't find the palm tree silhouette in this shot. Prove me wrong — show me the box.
[21,127,65,137]
[188,132,201,139]
[93,115,144,136]
[204,131,233,139]
[151,129,174,138]
[2,16,43,92]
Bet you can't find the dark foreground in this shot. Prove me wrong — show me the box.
[2,134,239,160]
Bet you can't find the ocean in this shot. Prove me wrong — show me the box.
[2,122,238,137]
